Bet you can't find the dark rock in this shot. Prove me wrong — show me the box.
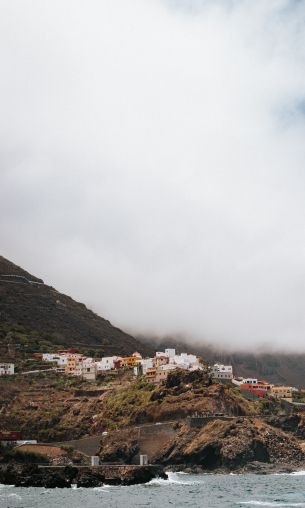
[0,463,166,488]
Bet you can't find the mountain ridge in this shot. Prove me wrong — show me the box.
[0,255,150,357]
[1,254,305,386]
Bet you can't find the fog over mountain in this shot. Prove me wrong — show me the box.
[1,0,305,351]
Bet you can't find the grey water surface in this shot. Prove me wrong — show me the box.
[1,471,305,508]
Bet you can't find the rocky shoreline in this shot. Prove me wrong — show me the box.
[167,462,304,475]
[99,417,305,476]
[0,461,303,489]
[0,464,167,488]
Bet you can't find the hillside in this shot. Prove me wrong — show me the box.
[1,254,305,386]
[0,369,258,442]
[1,370,305,477]
[0,255,149,357]
[146,337,305,388]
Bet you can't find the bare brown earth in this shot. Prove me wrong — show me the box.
[0,370,255,441]
[16,444,66,457]
[1,370,305,472]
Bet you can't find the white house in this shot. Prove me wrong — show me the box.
[211,363,233,380]
[82,364,97,381]
[165,348,176,358]
[242,378,258,385]
[0,363,14,376]
[57,355,69,367]
[232,377,258,386]
[170,353,200,370]
[134,358,154,376]
[42,353,60,362]
[75,358,97,381]
[96,356,117,372]
[156,349,176,358]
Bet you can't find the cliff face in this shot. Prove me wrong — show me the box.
[99,418,305,473]
[0,255,149,357]
[158,418,305,471]
[96,372,305,473]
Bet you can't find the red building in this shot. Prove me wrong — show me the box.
[32,353,43,360]
[240,382,270,398]
[113,358,122,369]
[0,431,22,441]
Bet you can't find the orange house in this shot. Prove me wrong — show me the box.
[65,355,86,375]
[121,352,142,368]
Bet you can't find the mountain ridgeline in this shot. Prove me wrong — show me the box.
[0,255,305,386]
[0,255,150,357]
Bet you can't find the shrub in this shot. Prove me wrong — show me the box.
[60,444,74,454]
[2,448,49,464]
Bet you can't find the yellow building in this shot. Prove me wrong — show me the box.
[270,386,293,400]
[121,352,142,368]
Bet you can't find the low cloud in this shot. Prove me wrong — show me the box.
[1,0,305,351]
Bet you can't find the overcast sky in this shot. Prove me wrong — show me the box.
[1,0,305,351]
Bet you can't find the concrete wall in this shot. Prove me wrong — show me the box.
[132,423,177,463]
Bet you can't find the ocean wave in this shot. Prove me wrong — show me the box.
[273,471,305,477]
[240,502,305,507]
[146,472,202,486]
[0,492,22,500]
[93,486,111,492]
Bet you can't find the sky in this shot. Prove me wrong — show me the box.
[1,0,305,351]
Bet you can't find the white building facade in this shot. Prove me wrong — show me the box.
[75,358,97,381]
[96,356,117,372]
[211,363,233,380]
[0,363,14,375]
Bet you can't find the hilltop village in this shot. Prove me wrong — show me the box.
[1,258,305,484]
[0,347,301,405]
[2,345,305,485]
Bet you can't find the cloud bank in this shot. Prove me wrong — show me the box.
[1,0,305,351]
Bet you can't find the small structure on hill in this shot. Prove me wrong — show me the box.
[0,363,14,376]
[211,363,233,381]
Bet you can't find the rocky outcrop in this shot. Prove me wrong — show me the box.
[99,417,305,473]
[159,418,305,472]
[267,414,305,439]
[0,464,167,487]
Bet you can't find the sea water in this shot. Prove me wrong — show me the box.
[1,472,305,507]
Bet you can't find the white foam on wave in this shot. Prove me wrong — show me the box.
[0,492,22,500]
[240,502,305,507]
[273,470,305,477]
[93,486,111,492]
[147,472,202,486]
